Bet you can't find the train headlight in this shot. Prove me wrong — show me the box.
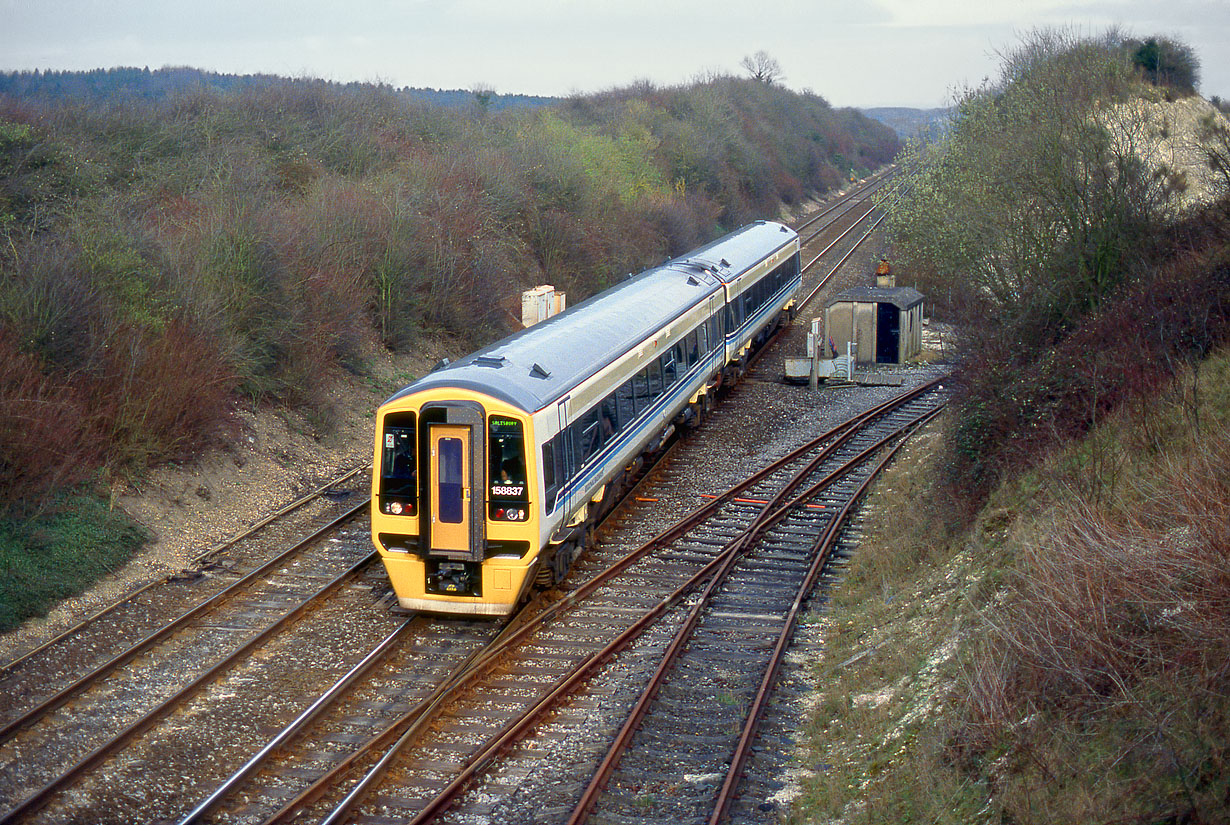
[389,501,404,515]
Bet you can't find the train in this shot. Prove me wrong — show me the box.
[370,220,802,616]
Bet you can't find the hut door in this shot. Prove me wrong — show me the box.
[876,303,900,364]
[429,424,471,552]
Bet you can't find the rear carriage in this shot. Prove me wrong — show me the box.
[371,221,801,615]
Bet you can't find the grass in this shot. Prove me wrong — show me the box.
[789,424,992,824]
[0,490,149,633]
[789,345,1230,824]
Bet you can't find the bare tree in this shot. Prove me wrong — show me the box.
[740,51,783,84]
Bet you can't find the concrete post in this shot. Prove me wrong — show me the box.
[809,318,821,390]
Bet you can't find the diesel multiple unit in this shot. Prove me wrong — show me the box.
[371,221,802,615]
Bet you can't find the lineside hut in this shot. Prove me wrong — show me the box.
[824,280,924,365]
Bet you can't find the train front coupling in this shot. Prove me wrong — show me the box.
[427,560,481,596]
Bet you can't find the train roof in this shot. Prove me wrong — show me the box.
[386,221,799,414]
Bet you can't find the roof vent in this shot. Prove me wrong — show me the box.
[431,357,450,372]
[530,363,551,379]
[719,258,730,268]
[474,355,507,368]
[687,275,700,286]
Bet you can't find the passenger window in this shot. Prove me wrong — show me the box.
[662,352,677,387]
[686,330,699,365]
[633,368,650,413]
[617,380,637,426]
[646,360,663,403]
[579,408,602,460]
[562,422,578,479]
[601,395,619,437]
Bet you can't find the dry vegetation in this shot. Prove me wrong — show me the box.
[795,349,1230,824]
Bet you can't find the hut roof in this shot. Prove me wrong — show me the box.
[826,285,924,311]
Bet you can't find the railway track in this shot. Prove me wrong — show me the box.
[570,395,939,824]
[0,166,923,824]
[0,467,371,684]
[167,381,945,825]
[0,472,388,824]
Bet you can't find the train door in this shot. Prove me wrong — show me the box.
[707,294,722,363]
[429,424,471,552]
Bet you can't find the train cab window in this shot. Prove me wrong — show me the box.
[488,416,527,501]
[379,413,417,516]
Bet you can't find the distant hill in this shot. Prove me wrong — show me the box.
[861,106,950,139]
[0,66,555,111]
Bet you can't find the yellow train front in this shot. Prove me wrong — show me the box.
[372,386,542,616]
[371,221,802,616]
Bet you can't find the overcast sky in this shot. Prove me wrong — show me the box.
[2,0,1227,108]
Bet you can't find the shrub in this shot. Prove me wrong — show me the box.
[946,207,1230,499]
[0,69,899,517]
[0,329,93,506]
[1129,36,1201,93]
[0,234,102,369]
[888,29,1219,501]
[86,318,236,472]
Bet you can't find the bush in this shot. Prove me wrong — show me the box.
[0,329,93,503]
[86,318,236,471]
[946,208,1230,499]
[1129,36,1201,93]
